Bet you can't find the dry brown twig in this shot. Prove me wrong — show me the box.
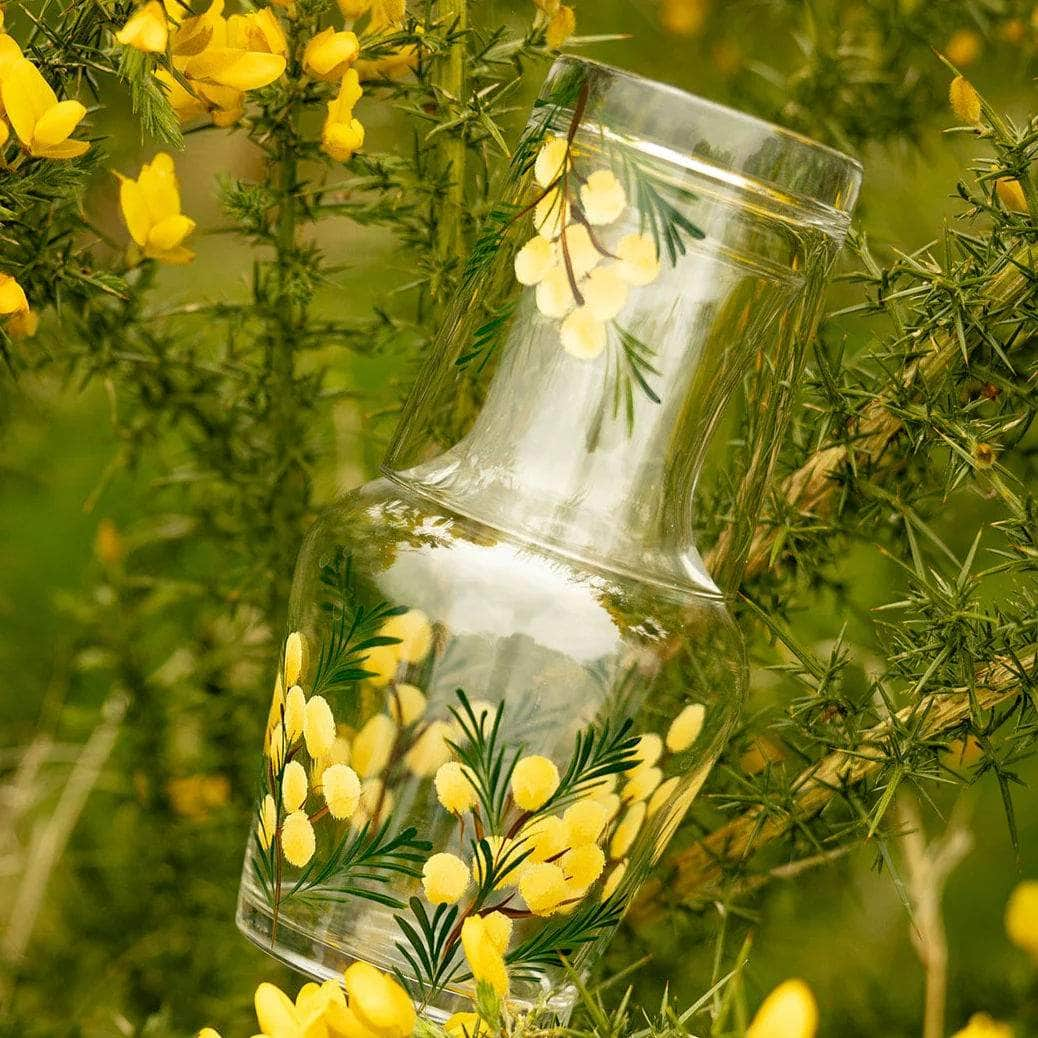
[898,795,974,1038]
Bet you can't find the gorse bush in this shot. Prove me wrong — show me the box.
[0,1,1036,1036]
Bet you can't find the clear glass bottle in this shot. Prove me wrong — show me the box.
[237,56,861,1021]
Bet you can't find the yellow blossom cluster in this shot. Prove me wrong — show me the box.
[260,612,457,867]
[260,630,365,867]
[423,751,603,920]
[0,27,89,159]
[115,0,287,127]
[517,136,662,359]
[202,962,416,1038]
[599,702,707,892]
[420,698,709,938]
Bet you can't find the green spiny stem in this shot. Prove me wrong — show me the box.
[263,14,310,633]
[434,0,468,268]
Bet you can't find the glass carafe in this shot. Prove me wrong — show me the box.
[236,56,861,1022]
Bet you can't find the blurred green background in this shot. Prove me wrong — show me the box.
[1,1,1036,1035]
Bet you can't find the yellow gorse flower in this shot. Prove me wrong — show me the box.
[117,152,196,264]
[351,0,417,82]
[0,271,36,339]
[0,33,24,146]
[304,27,361,82]
[951,1014,1014,1038]
[996,177,1028,213]
[444,1012,489,1038]
[6,307,39,339]
[949,74,982,125]
[2,56,89,159]
[204,969,416,1038]
[746,979,818,1038]
[532,0,576,48]
[256,978,343,1038]
[116,1,169,54]
[1006,879,1038,960]
[329,961,416,1038]
[0,273,29,317]
[545,4,576,48]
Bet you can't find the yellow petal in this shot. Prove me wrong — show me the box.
[118,174,152,247]
[322,118,365,162]
[328,69,363,121]
[116,2,170,53]
[171,0,224,58]
[255,982,299,1036]
[143,212,194,255]
[1006,880,1038,958]
[368,0,406,29]
[949,75,981,124]
[139,152,182,223]
[154,244,195,265]
[191,48,286,90]
[343,962,416,1038]
[33,138,90,159]
[3,58,58,146]
[155,68,207,123]
[326,1003,380,1038]
[746,979,818,1038]
[338,0,372,17]
[0,33,24,79]
[0,274,28,315]
[199,82,245,126]
[7,308,39,339]
[304,27,360,80]
[545,4,575,48]
[460,916,509,997]
[32,99,86,149]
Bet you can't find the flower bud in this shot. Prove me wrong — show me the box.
[949,75,981,124]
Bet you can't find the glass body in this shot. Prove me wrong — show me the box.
[237,57,861,1021]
